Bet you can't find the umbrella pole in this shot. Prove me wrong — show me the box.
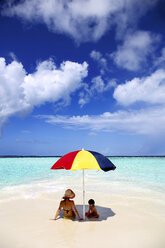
[83,169,85,220]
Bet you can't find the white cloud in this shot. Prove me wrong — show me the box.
[91,76,116,93]
[90,50,107,74]
[113,69,165,106]
[36,106,165,135]
[111,31,160,71]
[0,58,30,117]
[91,76,107,93]
[23,59,88,106]
[2,0,158,42]
[78,76,116,107]
[90,50,102,61]
[78,89,90,107]
[154,47,165,67]
[0,57,88,133]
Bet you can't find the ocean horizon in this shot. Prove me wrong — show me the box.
[1,155,165,158]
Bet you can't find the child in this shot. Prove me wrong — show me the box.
[85,199,99,219]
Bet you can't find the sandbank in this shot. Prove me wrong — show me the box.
[0,190,165,248]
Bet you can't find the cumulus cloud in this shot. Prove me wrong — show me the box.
[0,57,88,133]
[111,31,160,71]
[0,58,30,117]
[36,106,165,135]
[78,76,116,107]
[113,69,165,106]
[23,59,88,106]
[2,0,158,42]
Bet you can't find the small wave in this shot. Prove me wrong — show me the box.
[0,176,165,204]
[0,179,67,202]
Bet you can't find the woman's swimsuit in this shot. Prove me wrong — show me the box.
[63,208,75,220]
[63,208,72,214]
[62,200,75,219]
[63,216,75,220]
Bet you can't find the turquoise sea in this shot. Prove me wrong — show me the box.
[0,157,165,201]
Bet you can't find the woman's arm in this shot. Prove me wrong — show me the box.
[72,202,83,220]
[54,202,62,220]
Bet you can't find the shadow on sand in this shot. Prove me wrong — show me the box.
[60,205,115,222]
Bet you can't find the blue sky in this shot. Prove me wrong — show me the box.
[0,0,165,156]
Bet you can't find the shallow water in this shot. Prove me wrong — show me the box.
[0,157,165,201]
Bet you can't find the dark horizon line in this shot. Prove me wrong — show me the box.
[0,155,165,158]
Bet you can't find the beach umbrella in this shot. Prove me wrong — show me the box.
[51,149,116,220]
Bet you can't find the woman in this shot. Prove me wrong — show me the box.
[54,189,82,221]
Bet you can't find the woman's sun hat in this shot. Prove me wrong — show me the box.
[63,189,75,199]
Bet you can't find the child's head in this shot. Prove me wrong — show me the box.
[88,199,95,205]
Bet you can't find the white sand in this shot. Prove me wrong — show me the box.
[0,190,165,248]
